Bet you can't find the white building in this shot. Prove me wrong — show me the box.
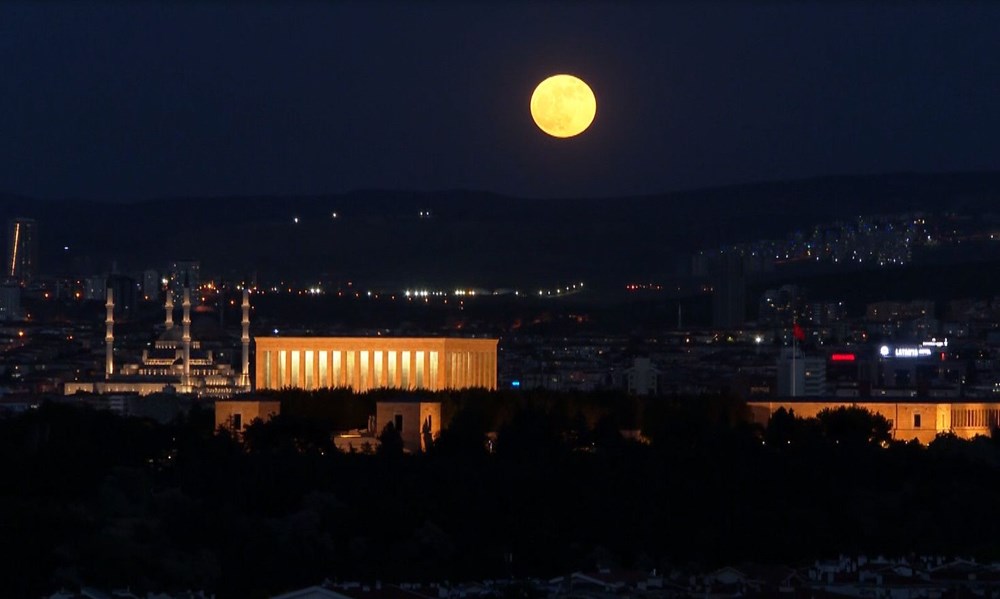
[776,348,826,397]
[625,357,660,396]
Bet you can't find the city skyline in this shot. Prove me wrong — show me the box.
[5,3,1000,595]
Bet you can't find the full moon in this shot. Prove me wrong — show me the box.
[530,74,597,138]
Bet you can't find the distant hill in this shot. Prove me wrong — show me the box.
[3,171,1000,287]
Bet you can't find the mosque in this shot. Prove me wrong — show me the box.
[65,280,500,398]
[64,285,252,398]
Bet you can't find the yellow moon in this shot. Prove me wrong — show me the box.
[530,74,597,138]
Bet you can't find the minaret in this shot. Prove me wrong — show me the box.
[182,287,191,389]
[240,288,251,389]
[164,291,174,330]
[105,288,114,380]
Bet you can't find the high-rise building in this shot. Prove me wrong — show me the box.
[0,284,22,321]
[142,269,161,301]
[6,218,38,283]
[711,251,746,329]
[168,260,200,301]
[106,274,138,319]
[84,276,107,301]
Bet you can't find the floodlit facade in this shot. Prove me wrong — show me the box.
[749,400,1000,445]
[254,337,498,392]
[376,399,442,453]
[216,399,281,434]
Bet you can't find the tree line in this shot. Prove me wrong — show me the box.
[1,391,999,598]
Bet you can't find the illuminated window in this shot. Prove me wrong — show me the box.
[318,351,328,388]
[278,351,287,387]
[264,351,271,388]
[401,351,411,388]
[360,351,369,389]
[333,351,342,387]
[374,351,383,388]
[291,351,300,387]
[429,351,439,390]
[388,351,397,387]
[347,351,356,388]
[474,353,482,387]
[305,350,314,389]
[415,351,424,387]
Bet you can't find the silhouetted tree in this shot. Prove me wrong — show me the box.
[432,405,489,457]
[242,414,335,456]
[764,407,821,447]
[591,413,625,450]
[816,405,891,446]
[377,421,404,457]
[495,407,564,461]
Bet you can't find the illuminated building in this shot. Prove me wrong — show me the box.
[168,259,200,300]
[874,341,961,393]
[64,287,253,398]
[5,217,37,282]
[215,399,280,435]
[254,337,499,392]
[376,399,442,452]
[749,399,1000,445]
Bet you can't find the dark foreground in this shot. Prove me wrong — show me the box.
[2,391,999,598]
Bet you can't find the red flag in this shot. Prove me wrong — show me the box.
[793,323,805,341]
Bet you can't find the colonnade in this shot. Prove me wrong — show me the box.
[255,338,498,392]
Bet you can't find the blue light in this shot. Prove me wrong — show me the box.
[511,380,521,388]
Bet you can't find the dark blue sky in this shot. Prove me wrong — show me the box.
[1,1,998,201]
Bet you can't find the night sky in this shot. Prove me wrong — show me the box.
[1,1,998,201]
